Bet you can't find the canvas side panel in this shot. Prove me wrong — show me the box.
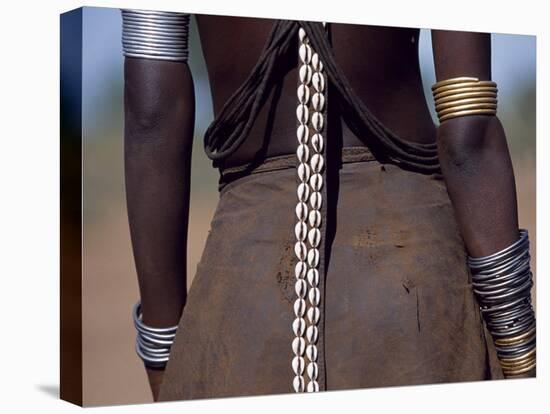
[60,7,83,407]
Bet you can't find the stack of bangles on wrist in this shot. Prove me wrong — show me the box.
[132,300,178,369]
[431,76,498,123]
[467,229,536,377]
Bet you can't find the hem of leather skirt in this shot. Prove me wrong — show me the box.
[218,145,377,194]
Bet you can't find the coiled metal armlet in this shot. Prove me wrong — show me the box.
[121,9,190,62]
[431,76,498,123]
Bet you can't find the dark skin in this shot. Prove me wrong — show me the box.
[124,16,527,401]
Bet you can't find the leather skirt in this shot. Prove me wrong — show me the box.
[157,146,504,402]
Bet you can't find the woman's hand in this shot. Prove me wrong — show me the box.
[145,367,165,402]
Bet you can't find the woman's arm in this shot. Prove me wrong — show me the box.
[431,30,535,378]
[430,29,519,257]
[123,12,196,399]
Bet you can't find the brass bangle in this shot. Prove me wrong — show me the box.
[494,327,536,346]
[500,354,536,368]
[501,359,536,374]
[502,361,536,376]
[505,367,536,377]
[436,91,497,104]
[439,109,496,123]
[432,76,498,123]
[499,347,536,363]
[437,103,497,117]
[433,80,497,95]
[436,97,498,111]
[434,86,497,100]
[431,76,478,90]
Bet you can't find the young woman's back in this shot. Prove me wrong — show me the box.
[195,15,435,167]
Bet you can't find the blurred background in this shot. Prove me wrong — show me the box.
[79,6,536,406]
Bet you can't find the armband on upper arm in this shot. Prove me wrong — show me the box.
[121,9,190,62]
[431,76,498,124]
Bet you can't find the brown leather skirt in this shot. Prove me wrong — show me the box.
[157,146,504,402]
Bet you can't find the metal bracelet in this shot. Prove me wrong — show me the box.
[121,9,190,62]
[468,229,527,266]
[132,300,178,369]
[431,77,498,123]
[467,229,536,376]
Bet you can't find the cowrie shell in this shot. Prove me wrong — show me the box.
[297,84,310,104]
[299,43,312,64]
[310,154,324,173]
[308,288,321,307]
[292,356,305,375]
[293,298,306,317]
[312,92,325,112]
[298,27,308,43]
[299,65,312,84]
[312,112,324,132]
[292,317,305,336]
[307,268,319,286]
[307,306,321,325]
[307,248,320,268]
[297,182,310,202]
[306,344,318,362]
[297,124,309,144]
[297,144,309,163]
[294,241,307,261]
[295,202,308,222]
[295,221,307,241]
[296,103,309,124]
[292,336,306,356]
[310,174,323,192]
[307,362,319,381]
[308,228,321,247]
[297,162,311,183]
[308,210,321,228]
[312,53,323,72]
[312,72,325,92]
[306,380,319,392]
[293,375,305,392]
[306,325,319,343]
[311,133,324,153]
[295,260,307,279]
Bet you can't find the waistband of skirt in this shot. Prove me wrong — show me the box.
[218,145,377,192]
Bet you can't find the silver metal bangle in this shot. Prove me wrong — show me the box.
[121,9,190,62]
[467,229,536,374]
[132,300,178,369]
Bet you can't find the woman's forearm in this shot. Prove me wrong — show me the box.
[124,58,195,328]
[437,115,519,257]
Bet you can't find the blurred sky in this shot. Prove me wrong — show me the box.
[82,6,536,155]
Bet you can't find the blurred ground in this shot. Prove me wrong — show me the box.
[82,137,219,406]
